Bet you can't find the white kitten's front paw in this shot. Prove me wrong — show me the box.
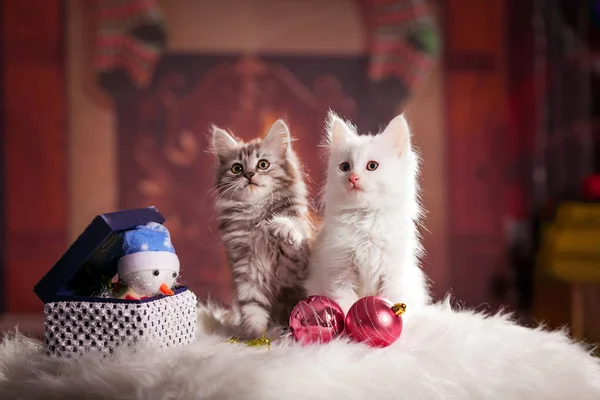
[266,217,303,245]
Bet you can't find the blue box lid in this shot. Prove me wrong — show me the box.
[34,207,166,304]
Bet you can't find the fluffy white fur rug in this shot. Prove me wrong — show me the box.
[1,300,599,400]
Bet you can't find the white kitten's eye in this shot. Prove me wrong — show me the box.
[366,161,379,171]
[257,159,270,170]
[231,163,243,174]
[339,162,351,172]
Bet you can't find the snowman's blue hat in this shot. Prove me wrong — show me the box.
[117,222,180,276]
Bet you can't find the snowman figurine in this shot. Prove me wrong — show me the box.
[112,222,180,300]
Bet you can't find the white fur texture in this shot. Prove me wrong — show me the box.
[196,299,241,337]
[1,301,599,400]
[305,112,429,314]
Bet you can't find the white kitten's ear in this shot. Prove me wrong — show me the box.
[381,114,411,153]
[262,119,290,156]
[211,126,238,155]
[326,111,357,147]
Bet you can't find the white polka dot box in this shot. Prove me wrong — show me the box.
[34,207,198,357]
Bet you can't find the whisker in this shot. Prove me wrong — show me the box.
[212,184,240,210]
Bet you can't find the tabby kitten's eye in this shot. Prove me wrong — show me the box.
[366,161,379,171]
[257,159,270,170]
[339,162,351,172]
[231,163,243,174]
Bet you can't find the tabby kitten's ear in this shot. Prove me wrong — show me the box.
[380,114,411,154]
[211,126,238,156]
[262,119,291,157]
[326,111,357,147]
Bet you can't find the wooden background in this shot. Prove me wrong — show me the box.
[1,0,67,313]
[443,0,511,308]
[1,0,534,315]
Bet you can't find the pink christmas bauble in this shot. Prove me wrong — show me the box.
[289,295,345,345]
[345,296,406,348]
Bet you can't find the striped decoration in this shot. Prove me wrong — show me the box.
[92,0,167,92]
[289,295,345,345]
[345,296,404,348]
[361,0,439,102]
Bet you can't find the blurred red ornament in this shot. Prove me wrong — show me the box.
[583,174,600,200]
[345,296,406,348]
[289,295,345,345]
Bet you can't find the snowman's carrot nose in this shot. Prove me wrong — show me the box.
[159,283,174,296]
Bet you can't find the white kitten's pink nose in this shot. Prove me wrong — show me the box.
[349,173,360,185]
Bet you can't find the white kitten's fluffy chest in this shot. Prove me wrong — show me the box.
[322,211,410,294]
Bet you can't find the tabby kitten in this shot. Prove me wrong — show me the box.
[210,120,313,339]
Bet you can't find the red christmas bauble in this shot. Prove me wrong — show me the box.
[583,174,600,200]
[345,296,405,348]
[289,295,345,345]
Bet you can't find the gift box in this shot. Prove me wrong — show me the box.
[34,207,197,357]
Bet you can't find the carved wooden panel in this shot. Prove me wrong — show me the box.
[117,54,374,303]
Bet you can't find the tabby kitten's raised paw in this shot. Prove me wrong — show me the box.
[266,216,303,245]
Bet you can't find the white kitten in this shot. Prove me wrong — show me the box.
[304,112,430,314]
